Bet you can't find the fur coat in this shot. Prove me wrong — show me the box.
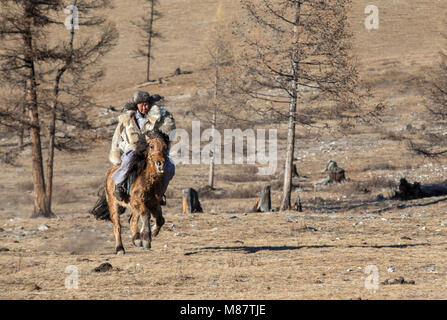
[109,104,175,165]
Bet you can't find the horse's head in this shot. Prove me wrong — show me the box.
[144,131,169,175]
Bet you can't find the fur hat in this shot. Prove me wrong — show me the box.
[133,91,151,104]
[150,94,163,103]
[122,101,137,111]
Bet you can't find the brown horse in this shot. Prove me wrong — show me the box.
[90,131,168,254]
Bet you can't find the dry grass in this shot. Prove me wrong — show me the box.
[325,177,397,198]
[362,162,413,172]
[215,173,273,183]
[1,0,447,300]
[16,181,34,192]
[53,185,80,205]
[198,184,261,200]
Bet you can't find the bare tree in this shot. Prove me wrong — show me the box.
[235,0,361,210]
[0,0,64,217]
[0,0,118,217]
[408,34,447,158]
[45,0,118,212]
[191,1,235,189]
[133,0,162,82]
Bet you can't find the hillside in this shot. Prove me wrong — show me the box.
[1,0,447,300]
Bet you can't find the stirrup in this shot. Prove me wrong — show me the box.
[160,194,166,206]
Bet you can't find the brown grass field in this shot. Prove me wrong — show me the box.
[1,0,447,300]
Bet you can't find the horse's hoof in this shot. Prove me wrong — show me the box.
[115,245,125,255]
[133,240,142,247]
[142,240,151,249]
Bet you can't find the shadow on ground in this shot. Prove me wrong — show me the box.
[184,242,433,255]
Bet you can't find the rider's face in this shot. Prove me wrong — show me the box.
[137,102,150,115]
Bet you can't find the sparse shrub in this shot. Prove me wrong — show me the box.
[363,162,412,172]
[327,177,397,197]
[1,148,20,166]
[364,177,397,190]
[363,163,397,171]
[198,184,260,200]
[227,185,260,199]
[17,181,34,192]
[54,185,80,204]
[216,173,274,183]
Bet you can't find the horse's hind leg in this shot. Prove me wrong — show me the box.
[140,211,152,249]
[130,212,142,247]
[151,205,165,238]
[105,170,125,254]
[109,203,125,255]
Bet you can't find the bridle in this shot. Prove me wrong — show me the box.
[146,136,168,166]
[147,150,167,166]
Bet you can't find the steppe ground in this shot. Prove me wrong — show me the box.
[1,0,447,299]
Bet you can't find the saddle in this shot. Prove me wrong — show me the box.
[114,170,165,205]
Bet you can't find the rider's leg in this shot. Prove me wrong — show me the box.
[111,150,135,200]
[160,157,175,205]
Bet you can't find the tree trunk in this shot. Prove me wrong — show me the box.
[146,0,155,82]
[209,59,218,188]
[280,2,300,211]
[18,111,24,149]
[46,99,56,211]
[18,85,26,149]
[23,3,53,218]
[208,150,215,188]
[46,0,76,211]
[280,100,296,210]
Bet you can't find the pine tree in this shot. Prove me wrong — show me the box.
[0,0,118,217]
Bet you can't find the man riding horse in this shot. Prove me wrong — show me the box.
[109,90,175,204]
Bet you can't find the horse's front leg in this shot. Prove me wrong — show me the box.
[109,203,125,255]
[151,204,165,238]
[140,210,152,249]
[130,212,142,247]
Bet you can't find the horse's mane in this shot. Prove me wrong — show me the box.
[128,130,169,178]
[146,130,170,146]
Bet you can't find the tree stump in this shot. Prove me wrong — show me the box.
[392,178,447,200]
[292,195,303,212]
[182,188,203,214]
[252,185,271,212]
[321,160,345,184]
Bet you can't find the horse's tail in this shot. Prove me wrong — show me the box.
[89,184,111,221]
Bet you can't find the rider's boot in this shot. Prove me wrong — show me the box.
[114,182,127,201]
